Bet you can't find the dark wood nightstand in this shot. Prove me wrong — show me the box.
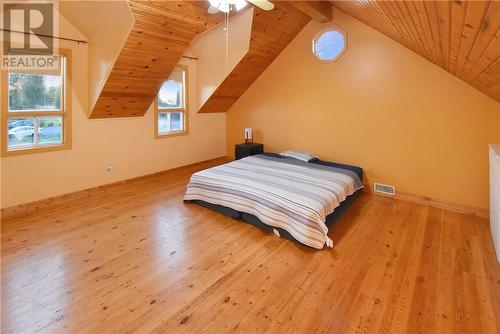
[235,143,264,160]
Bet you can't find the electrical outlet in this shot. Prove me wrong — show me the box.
[105,165,113,173]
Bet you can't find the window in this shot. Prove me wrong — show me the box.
[312,27,346,62]
[155,66,188,137]
[1,50,71,156]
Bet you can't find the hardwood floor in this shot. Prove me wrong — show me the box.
[2,159,499,333]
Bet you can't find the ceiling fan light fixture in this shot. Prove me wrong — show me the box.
[208,0,247,13]
[234,0,248,11]
[208,0,222,8]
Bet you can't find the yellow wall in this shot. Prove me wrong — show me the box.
[227,10,500,210]
[3,8,500,211]
[1,12,226,209]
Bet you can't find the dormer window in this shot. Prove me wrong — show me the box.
[155,66,188,138]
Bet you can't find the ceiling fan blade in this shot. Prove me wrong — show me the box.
[207,4,220,14]
[247,0,274,11]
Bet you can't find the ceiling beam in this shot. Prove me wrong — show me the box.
[289,1,332,23]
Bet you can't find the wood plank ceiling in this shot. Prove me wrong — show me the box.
[199,2,312,113]
[331,0,500,103]
[90,1,225,118]
[92,0,500,118]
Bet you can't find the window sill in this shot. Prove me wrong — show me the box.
[155,130,189,139]
[1,143,71,157]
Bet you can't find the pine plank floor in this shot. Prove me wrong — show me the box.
[1,159,499,333]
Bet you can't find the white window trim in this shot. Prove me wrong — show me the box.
[312,26,347,63]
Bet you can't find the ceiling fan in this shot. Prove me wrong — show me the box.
[207,0,274,14]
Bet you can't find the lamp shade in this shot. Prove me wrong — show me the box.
[244,128,253,143]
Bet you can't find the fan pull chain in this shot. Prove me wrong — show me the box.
[225,8,229,72]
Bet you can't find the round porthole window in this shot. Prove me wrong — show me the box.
[312,28,346,62]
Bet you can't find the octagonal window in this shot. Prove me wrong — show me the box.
[313,28,346,62]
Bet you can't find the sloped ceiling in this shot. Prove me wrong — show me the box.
[89,0,325,118]
[89,0,499,118]
[59,1,134,115]
[331,0,500,103]
[89,1,225,118]
[199,2,312,113]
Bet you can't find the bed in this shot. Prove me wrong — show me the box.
[184,153,363,249]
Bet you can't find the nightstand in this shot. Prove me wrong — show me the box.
[235,143,264,160]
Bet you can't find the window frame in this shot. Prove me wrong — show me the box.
[312,26,347,63]
[1,48,72,157]
[154,65,189,139]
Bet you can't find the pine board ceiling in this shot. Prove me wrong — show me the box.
[91,0,500,118]
[90,1,225,118]
[199,2,311,113]
[331,0,500,103]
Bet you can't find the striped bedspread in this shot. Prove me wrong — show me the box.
[184,155,363,249]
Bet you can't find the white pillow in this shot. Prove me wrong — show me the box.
[279,150,318,162]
